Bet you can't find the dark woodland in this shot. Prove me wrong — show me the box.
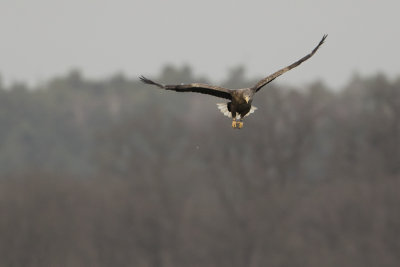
[0,65,400,266]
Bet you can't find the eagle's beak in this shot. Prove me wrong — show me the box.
[245,96,250,103]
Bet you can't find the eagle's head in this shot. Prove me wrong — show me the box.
[243,89,254,104]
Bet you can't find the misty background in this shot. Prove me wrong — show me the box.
[1,1,400,266]
[1,0,400,88]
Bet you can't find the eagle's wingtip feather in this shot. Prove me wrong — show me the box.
[139,75,164,88]
[321,34,328,44]
[139,75,149,83]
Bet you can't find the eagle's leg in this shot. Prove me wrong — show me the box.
[231,111,238,128]
[232,119,237,128]
[237,118,244,129]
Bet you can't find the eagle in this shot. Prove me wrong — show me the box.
[140,34,327,129]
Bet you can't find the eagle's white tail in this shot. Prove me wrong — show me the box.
[216,103,257,119]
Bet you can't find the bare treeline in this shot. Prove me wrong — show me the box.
[0,66,399,266]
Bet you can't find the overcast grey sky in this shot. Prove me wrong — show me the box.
[1,0,399,89]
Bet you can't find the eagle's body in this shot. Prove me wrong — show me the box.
[228,89,253,119]
[140,35,327,128]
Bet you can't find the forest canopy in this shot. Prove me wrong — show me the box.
[0,66,399,179]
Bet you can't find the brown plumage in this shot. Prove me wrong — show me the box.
[140,34,327,129]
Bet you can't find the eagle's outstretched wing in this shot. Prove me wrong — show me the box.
[252,34,327,92]
[139,76,232,100]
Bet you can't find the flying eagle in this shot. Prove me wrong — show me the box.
[140,34,327,129]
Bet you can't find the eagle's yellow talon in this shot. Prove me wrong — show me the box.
[237,121,243,129]
[232,120,237,128]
